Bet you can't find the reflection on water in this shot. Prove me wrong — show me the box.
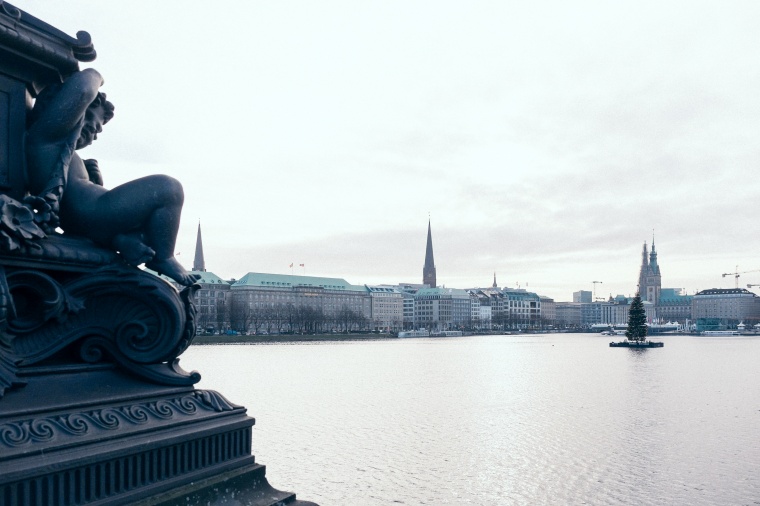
[182,334,760,505]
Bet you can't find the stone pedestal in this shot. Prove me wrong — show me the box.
[0,365,314,505]
[0,3,316,504]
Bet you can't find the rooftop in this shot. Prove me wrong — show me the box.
[695,288,755,296]
[190,271,229,285]
[232,272,367,292]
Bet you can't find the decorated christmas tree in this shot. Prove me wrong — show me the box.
[625,293,648,342]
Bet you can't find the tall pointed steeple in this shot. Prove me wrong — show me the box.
[637,241,648,294]
[637,235,662,306]
[193,222,206,272]
[492,272,498,288]
[422,220,436,288]
[649,233,659,274]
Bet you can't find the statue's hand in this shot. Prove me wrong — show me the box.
[84,159,103,186]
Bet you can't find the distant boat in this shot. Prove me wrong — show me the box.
[430,330,463,337]
[647,322,682,333]
[700,330,741,336]
[595,322,681,334]
[609,340,664,348]
[397,330,430,338]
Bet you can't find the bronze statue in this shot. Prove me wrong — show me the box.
[25,68,199,286]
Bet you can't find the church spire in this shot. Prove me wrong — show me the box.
[637,241,648,297]
[492,272,497,288]
[649,233,659,273]
[423,219,437,288]
[193,222,205,272]
[641,241,649,268]
[637,233,662,306]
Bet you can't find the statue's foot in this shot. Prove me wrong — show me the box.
[146,257,201,287]
[114,234,155,266]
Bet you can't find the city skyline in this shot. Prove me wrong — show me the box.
[14,1,760,302]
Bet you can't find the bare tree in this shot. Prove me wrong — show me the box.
[215,298,227,332]
[228,295,253,333]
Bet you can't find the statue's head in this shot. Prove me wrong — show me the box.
[30,84,115,149]
[76,92,114,149]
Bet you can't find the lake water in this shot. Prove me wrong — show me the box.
[181,333,760,505]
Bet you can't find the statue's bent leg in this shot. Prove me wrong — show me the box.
[86,175,198,285]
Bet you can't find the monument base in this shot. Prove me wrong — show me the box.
[0,365,314,505]
[143,463,317,506]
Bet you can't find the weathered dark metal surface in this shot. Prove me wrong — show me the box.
[0,3,315,504]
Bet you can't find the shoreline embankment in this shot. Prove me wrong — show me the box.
[191,333,397,345]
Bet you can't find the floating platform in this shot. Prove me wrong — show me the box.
[609,340,664,348]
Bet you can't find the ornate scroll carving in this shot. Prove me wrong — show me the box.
[0,390,236,448]
[7,264,200,385]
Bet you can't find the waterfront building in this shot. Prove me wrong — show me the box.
[555,302,582,327]
[466,284,504,328]
[414,287,451,330]
[657,288,693,323]
[580,302,602,326]
[602,295,656,325]
[366,285,403,332]
[413,287,471,330]
[230,273,371,334]
[452,289,473,329]
[539,296,556,325]
[555,296,655,329]
[502,288,541,329]
[194,273,231,333]
[638,240,662,305]
[579,297,655,327]
[474,294,492,329]
[178,222,230,333]
[573,290,592,303]
[423,220,437,288]
[599,295,632,325]
[388,283,425,330]
[400,291,415,329]
[691,288,760,330]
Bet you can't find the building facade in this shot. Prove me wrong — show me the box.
[692,288,760,330]
[414,287,451,330]
[184,223,231,333]
[229,273,371,334]
[555,302,582,327]
[502,289,541,329]
[638,240,662,305]
[194,272,231,332]
[657,288,693,323]
[366,285,403,332]
[539,296,556,324]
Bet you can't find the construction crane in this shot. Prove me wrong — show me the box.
[722,266,760,288]
[592,281,603,301]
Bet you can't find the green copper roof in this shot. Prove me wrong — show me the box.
[190,271,229,285]
[415,287,471,298]
[142,269,228,287]
[659,288,692,302]
[501,288,540,300]
[232,272,367,292]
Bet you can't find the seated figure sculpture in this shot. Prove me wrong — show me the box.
[25,68,199,286]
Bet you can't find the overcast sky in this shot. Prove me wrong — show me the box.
[12,0,760,301]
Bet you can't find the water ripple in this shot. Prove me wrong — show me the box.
[183,334,760,505]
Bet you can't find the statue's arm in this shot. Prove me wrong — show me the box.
[28,68,104,141]
[84,159,103,186]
